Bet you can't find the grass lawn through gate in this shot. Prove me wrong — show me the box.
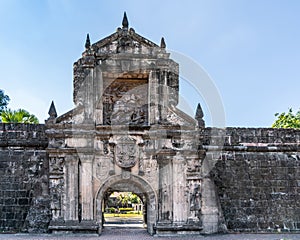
[104,212,143,218]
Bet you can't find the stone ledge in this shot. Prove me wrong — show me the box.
[154,223,203,236]
[49,220,99,233]
[204,145,300,152]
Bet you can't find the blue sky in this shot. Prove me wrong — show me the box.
[0,0,299,127]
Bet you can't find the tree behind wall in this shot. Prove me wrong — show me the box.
[1,109,39,124]
[0,89,10,113]
[272,108,300,129]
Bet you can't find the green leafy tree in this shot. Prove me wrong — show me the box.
[116,192,141,207]
[130,193,141,204]
[1,108,39,124]
[272,108,300,129]
[117,193,131,207]
[0,89,10,113]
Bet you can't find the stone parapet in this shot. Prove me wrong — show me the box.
[203,127,300,146]
[0,123,48,148]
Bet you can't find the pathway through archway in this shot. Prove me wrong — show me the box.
[103,191,145,229]
[95,175,157,235]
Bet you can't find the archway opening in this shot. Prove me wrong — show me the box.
[96,175,157,235]
[103,191,145,228]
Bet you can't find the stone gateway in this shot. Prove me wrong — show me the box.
[46,12,206,235]
[0,13,299,235]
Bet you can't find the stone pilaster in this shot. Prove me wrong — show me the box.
[80,154,94,220]
[84,69,95,122]
[95,66,103,125]
[64,155,79,221]
[172,153,187,223]
[159,70,168,121]
[157,154,173,223]
[149,70,159,124]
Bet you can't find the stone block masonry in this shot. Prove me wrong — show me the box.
[0,123,300,234]
[205,128,300,232]
[0,122,300,234]
[0,124,49,233]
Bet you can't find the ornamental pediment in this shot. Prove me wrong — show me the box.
[92,29,159,57]
[82,13,166,60]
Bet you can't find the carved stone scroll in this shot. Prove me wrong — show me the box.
[49,157,65,220]
[187,179,202,223]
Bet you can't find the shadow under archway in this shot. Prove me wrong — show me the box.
[95,174,157,235]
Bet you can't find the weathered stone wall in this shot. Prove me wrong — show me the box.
[1,123,300,234]
[0,123,49,233]
[204,128,300,232]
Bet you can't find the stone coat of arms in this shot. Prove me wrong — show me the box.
[115,136,137,168]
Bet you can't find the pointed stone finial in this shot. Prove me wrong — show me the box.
[195,103,205,128]
[195,103,204,119]
[160,37,166,48]
[122,12,129,28]
[48,101,57,118]
[85,33,91,49]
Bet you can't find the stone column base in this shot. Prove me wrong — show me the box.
[48,220,99,234]
[154,222,203,236]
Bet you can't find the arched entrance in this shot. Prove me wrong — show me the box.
[103,191,144,227]
[95,174,157,235]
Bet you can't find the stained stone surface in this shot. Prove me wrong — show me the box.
[0,124,49,233]
[45,13,202,236]
[204,128,300,232]
[0,15,300,236]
